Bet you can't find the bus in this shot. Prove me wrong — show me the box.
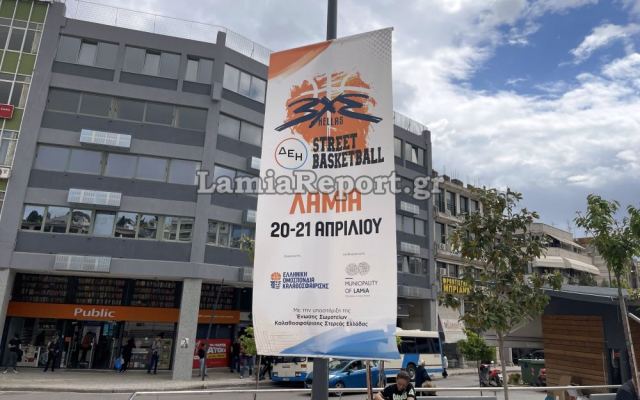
[271,356,313,383]
[385,328,444,379]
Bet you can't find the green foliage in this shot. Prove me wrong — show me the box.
[575,195,640,282]
[457,329,495,363]
[240,326,257,356]
[508,373,522,385]
[239,236,255,265]
[441,188,561,335]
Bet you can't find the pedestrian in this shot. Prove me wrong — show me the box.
[616,379,639,400]
[119,337,135,372]
[231,338,240,373]
[415,359,431,388]
[259,356,273,380]
[79,331,94,363]
[2,333,21,374]
[442,355,449,378]
[197,341,207,378]
[43,333,62,372]
[374,370,416,400]
[147,333,163,374]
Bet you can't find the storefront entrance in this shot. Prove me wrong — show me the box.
[64,321,119,369]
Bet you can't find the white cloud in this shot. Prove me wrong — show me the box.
[570,23,640,63]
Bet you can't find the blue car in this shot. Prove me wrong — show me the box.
[305,360,385,393]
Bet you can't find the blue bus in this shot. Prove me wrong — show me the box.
[385,328,444,379]
[271,357,313,383]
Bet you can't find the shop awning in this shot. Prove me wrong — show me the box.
[563,258,600,275]
[545,232,585,250]
[535,256,567,269]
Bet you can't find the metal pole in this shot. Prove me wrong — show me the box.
[203,279,224,381]
[310,2,337,399]
[326,0,337,40]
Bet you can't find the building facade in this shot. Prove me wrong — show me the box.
[0,0,49,211]
[0,1,436,377]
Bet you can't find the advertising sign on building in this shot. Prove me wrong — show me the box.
[253,29,399,359]
[193,339,231,368]
[0,104,13,119]
[441,276,471,295]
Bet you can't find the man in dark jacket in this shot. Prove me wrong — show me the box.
[617,380,639,400]
[415,359,431,388]
[43,333,62,372]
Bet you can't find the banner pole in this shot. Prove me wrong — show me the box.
[366,360,373,400]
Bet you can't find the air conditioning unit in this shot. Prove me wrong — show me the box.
[247,156,261,171]
[80,129,131,149]
[400,242,421,255]
[53,254,111,273]
[67,188,121,208]
[0,167,10,179]
[400,201,420,214]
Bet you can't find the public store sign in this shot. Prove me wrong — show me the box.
[0,103,13,119]
[441,276,471,295]
[253,29,399,359]
[7,301,241,324]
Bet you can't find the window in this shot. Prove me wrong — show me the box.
[21,205,44,230]
[415,219,425,237]
[142,51,160,75]
[22,30,39,53]
[123,46,146,73]
[212,165,235,183]
[0,131,17,166]
[402,215,413,234]
[0,26,9,52]
[34,145,69,171]
[218,114,241,140]
[223,64,266,103]
[77,41,97,66]
[136,156,167,181]
[162,216,193,242]
[138,215,158,239]
[434,191,446,212]
[240,122,262,146]
[398,338,416,354]
[79,93,112,117]
[67,148,102,175]
[185,57,213,83]
[470,199,479,213]
[69,209,92,234]
[56,36,81,63]
[168,159,199,185]
[394,138,402,158]
[94,42,118,69]
[405,143,424,165]
[207,220,255,249]
[460,196,469,214]
[447,264,459,278]
[46,88,80,113]
[0,81,11,104]
[114,212,137,238]
[105,153,136,179]
[11,82,29,108]
[436,222,446,244]
[158,52,180,79]
[44,206,70,233]
[145,102,174,125]
[93,212,115,236]
[446,192,456,215]
[176,107,207,131]
[116,98,145,121]
[8,28,24,51]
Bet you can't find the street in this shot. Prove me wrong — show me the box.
[0,374,555,400]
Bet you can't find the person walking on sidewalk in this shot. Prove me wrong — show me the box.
[43,333,62,372]
[119,337,135,373]
[197,342,207,378]
[442,355,449,378]
[2,333,22,374]
[147,333,163,374]
[230,339,240,373]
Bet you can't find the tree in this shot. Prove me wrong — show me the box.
[457,329,496,385]
[441,188,562,400]
[240,236,255,265]
[240,326,257,356]
[575,195,640,396]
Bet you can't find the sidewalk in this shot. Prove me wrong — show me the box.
[0,367,265,393]
[431,366,521,380]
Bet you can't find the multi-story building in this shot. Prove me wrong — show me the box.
[431,174,483,367]
[0,0,49,211]
[576,237,640,288]
[530,223,600,285]
[0,1,436,377]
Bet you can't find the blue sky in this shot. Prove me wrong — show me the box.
[85,0,640,233]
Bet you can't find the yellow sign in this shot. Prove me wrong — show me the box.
[441,277,471,295]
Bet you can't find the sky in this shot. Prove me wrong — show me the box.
[81,0,640,233]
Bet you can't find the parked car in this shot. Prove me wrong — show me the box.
[305,359,385,395]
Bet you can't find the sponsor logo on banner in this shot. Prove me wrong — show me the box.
[253,29,399,360]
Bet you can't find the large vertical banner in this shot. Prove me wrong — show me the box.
[253,29,399,360]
